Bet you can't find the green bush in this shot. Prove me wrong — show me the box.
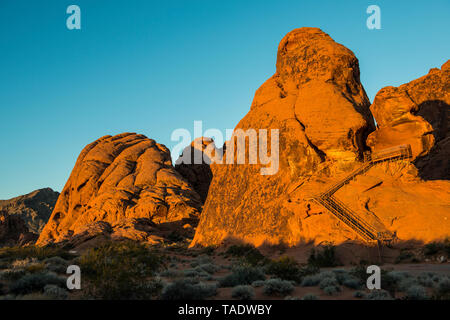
[251,280,265,287]
[307,245,340,268]
[343,278,362,290]
[0,269,26,281]
[265,256,302,283]
[302,293,318,300]
[417,272,438,288]
[43,284,69,300]
[300,274,321,287]
[219,265,265,287]
[405,285,429,300]
[79,241,165,299]
[423,239,450,256]
[231,285,255,300]
[319,277,339,290]
[366,289,393,300]
[433,278,450,300]
[262,278,294,296]
[160,280,217,300]
[353,291,365,298]
[10,272,66,295]
[225,244,267,266]
[0,246,74,262]
[323,285,341,296]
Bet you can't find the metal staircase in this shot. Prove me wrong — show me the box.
[312,144,412,244]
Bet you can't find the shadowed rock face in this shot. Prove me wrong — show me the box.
[0,211,38,247]
[0,188,59,234]
[37,133,202,246]
[175,137,214,204]
[191,28,377,247]
[367,60,450,180]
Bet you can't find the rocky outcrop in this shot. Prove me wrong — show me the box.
[192,29,450,248]
[37,133,202,246]
[367,60,449,180]
[0,211,38,247]
[175,137,215,203]
[192,28,377,247]
[0,188,59,234]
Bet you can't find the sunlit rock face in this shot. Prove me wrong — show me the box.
[191,28,377,247]
[367,60,449,180]
[37,133,202,246]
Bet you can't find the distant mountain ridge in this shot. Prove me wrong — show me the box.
[0,188,59,234]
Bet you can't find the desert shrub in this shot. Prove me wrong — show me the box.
[397,277,419,292]
[366,289,393,300]
[225,244,267,266]
[416,272,437,288]
[433,278,450,300]
[43,284,69,300]
[183,268,209,279]
[43,256,68,265]
[0,268,26,281]
[405,285,429,300]
[159,269,180,277]
[307,245,340,268]
[353,291,365,298]
[301,270,335,287]
[302,293,318,300]
[201,246,217,256]
[323,285,341,296]
[17,292,52,300]
[343,278,363,290]
[190,255,212,267]
[319,277,339,290]
[0,246,74,262]
[25,262,46,274]
[349,264,368,283]
[195,263,219,274]
[265,256,302,283]
[231,285,255,300]
[301,274,321,287]
[10,272,66,295]
[331,269,349,283]
[160,280,217,300]
[251,280,265,287]
[395,250,415,264]
[423,242,442,256]
[219,265,265,287]
[43,256,69,273]
[423,239,449,256]
[11,258,37,269]
[262,278,294,296]
[79,241,164,299]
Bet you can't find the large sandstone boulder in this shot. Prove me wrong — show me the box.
[37,133,202,246]
[192,29,450,248]
[192,28,376,247]
[0,188,59,234]
[367,60,449,180]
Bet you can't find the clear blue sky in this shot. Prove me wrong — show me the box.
[0,0,448,199]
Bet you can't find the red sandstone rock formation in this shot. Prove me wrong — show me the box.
[37,133,202,246]
[367,60,449,180]
[192,28,450,247]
